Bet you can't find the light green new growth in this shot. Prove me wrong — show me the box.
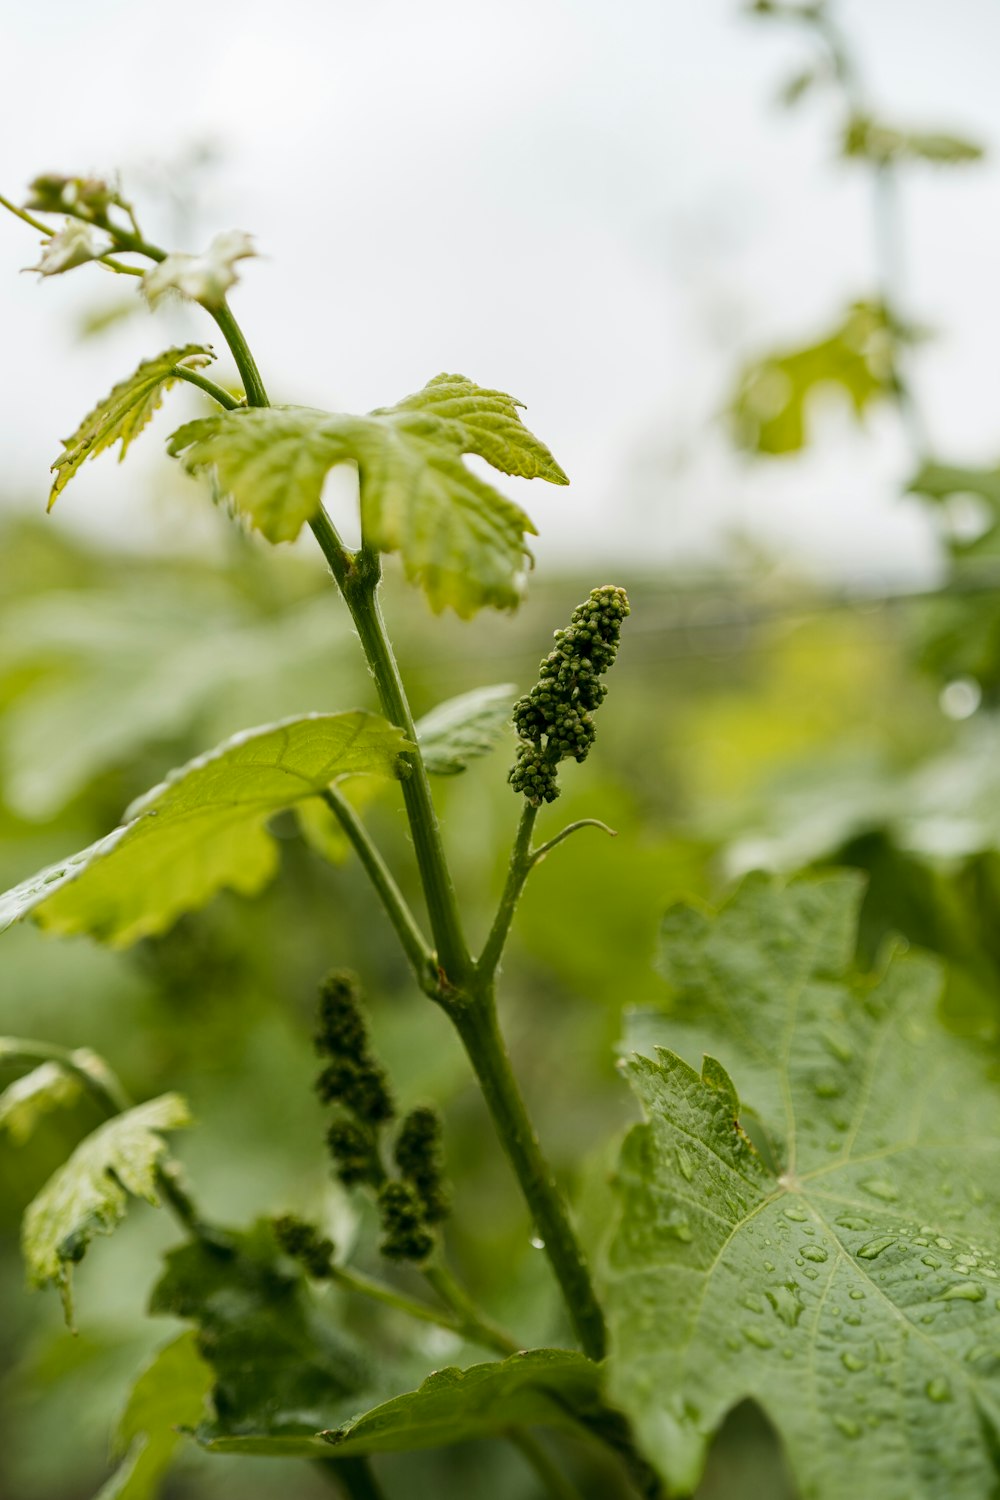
[49,344,215,507]
[23,1094,191,1323]
[0,711,410,946]
[168,373,568,616]
[607,872,1000,1500]
[0,1062,82,1143]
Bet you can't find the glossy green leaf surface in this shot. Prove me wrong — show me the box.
[0,711,409,946]
[95,1333,212,1500]
[607,872,1000,1499]
[168,374,568,615]
[416,683,516,775]
[322,1349,602,1456]
[49,345,214,507]
[23,1094,190,1322]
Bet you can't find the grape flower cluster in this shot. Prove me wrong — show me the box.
[312,969,449,1263]
[509,584,630,805]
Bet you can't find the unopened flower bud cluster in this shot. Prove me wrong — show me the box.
[509,585,629,805]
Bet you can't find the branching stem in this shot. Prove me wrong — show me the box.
[320,786,437,994]
[422,1262,520,1356]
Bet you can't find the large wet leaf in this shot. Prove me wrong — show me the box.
[168,374,568,616]
[0,711,409,946]
[607,872,1000,1499]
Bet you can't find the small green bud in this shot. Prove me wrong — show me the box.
[377,1181,435,1263]
[271,1214,335,1279]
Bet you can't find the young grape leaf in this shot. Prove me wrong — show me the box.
[606,872,1000,1500]
[729,302,899,455]
[321,1349,602,1457]
[49,345,215,508]
[149,1221,379,1455]
[0,711,409,947]
[843,115,984,166]
[0,1062,82,1143]
[95,1332,212,1500]
[416,683,516,775]
[24,1094,190,1324]
[168,374,568,616]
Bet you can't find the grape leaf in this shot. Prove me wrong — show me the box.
[0,711,409,947]
[729,302,899,455]
[416,683,516,775]
[49,345,215,508]
[843,116,984,166]
[0,1062,82,1143]
[168,374,568,616]
[149,1221,378,1455]
[95,1332,212,1500]
[23,1094,191,1323]
[606,872,1000,1500]
[321,1349,602,1457]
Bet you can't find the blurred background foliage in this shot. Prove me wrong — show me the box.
[4,2,1000,1497]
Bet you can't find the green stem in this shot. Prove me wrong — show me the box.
[422,1262,521,1356]
[320,787,437,994]
[508,1429,585,1500]
[0,193,59,236]
[478,802,538,980]
[449,991,607,1362]
[315,1456,388,1499]
[318,543,472,987]
[208,300,269,407]
[190,296,599,1359]
[329,1264,468,1338]
[172,365,242,410]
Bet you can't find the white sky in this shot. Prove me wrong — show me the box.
[2,0,1000,583]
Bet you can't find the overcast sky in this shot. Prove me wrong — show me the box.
[2,0,999,583]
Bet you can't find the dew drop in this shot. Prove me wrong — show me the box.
[857,1236,896,1260]
[921,1255,942,1270]
[849,1289,865,1301]
[783,1205,808,1222]
[834,1415,861,1439]
[676,1147,694,1183]
[844,1313,862,1326]
[743,1325,774,1350]
[801,1245,829,1263]
[935,1237,953,1250]
[766,1284,803,1328]
[940,1282,985,1303]
[802,1266,820,1281]
[859,1178,899,1203]
[841,1351,866,1372]
[926,1377,952,1403]
[530,1237,545,1250]
[836,1214,870,1232]
[740,1293,765,1314]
